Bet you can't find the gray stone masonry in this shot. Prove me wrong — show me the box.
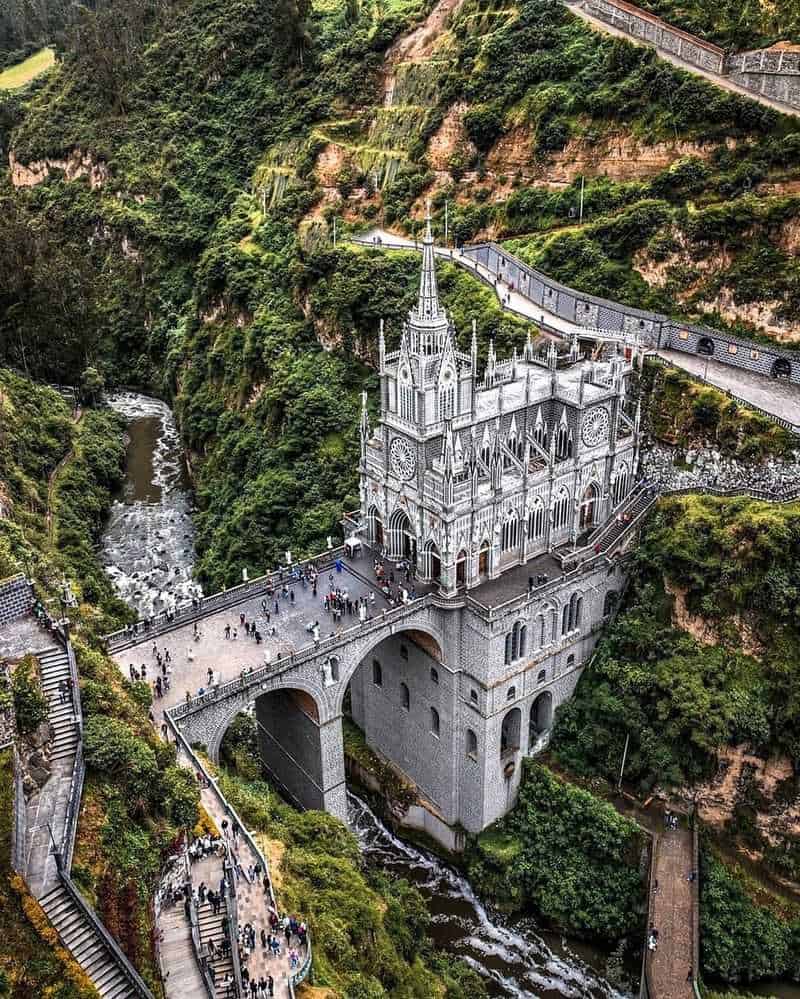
[0,574,34,629]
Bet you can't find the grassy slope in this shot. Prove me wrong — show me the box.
[0,47,54,90]
[0,749,97,998]
[0,369,197,994]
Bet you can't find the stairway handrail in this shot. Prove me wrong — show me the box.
[59,870,157,999]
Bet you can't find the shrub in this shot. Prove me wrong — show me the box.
[12,655,48,735]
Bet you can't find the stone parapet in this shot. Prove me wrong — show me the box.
[0,574,34,628]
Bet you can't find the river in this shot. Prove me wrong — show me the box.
[100,391,625,999]
[101,392,200,620]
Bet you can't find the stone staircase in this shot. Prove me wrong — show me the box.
[196,894,235,985]
[39,881,141,998]
[37,645,80,763]
[24,644,80,897]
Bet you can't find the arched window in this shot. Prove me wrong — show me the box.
[400,381,415,422]
[470,688,479,704]
[556,424,572,459]
[534,421,546,449]
[438,383,455,420]
[604,591,619,617]
[613,463,630,506]
[500,707,521,757]
[567,654,575,666]
[466,728,478,760]
[501,513,519,552]
[562,603,570,636]
[400,682,410,710]
[527,500,545,541]
[478,539,490,576]
[537,669,546,683]
[430,667,439,685]
[509,620,527,660]
[553,488,571,530]
[372,660,382,687]
[579,483,600,531]
[507,685,516,701]
[536,614,546,648]
[329,656,340,682]
[504,632,513,665]
[430,706,440,736]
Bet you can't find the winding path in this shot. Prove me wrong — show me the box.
[563,1,800,119]
[352,229,800,431]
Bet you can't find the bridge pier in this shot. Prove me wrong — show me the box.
[254,690,346,821]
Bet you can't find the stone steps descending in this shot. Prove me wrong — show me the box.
[40,883,141,998]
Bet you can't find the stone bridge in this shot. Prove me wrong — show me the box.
[165,593,453,821]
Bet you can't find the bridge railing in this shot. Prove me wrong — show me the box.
[11,746,28,876]
[169,594,434,722]
[104,548,349,651]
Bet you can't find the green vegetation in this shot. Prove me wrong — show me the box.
[0,47,54,90]
[467,762,646,942]
[552,494,800,790]
[701,848,800,983]
[0,367,193,992]
[0,749,98,998]
[636,0,800,49]
[216,742,486,998]
[644,361,798,460]
[10,654,47,735]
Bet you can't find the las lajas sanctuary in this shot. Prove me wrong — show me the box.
[348,213,643,842]
[156,212,648,852]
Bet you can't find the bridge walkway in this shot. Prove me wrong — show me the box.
[564,0,800,120]
[646,821,697,999]
[353,230,800,432]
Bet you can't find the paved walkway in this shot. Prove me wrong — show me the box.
[355,231,800,431]
[648,824,695,999]
[659,350,800,428]
[564,1,800,120]
[113,555,394,720]
[177,741,298,997]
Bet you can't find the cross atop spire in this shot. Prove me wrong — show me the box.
[416,199,441,322]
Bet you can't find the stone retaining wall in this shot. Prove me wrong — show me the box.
[584,0,725,73]
[579,0,800,112]
[463,243,800,394]
[0,574,34,628]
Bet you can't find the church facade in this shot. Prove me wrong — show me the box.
[348,213,641,837]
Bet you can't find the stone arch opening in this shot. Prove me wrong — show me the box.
[500,707,521,758]
[368,504,384,548]
[603,591,619,617]
[389,508,416,563]
[343,624,449,814]
[423,539,441,583]
[478,538,490,576]
[456,549,467,586]
[530,691,553,743]
[252,686,326,811]
[697,336,715,356]
[579,482,600,531]
[772,358,792,380]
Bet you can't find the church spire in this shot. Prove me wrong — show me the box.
[416,199,440,321]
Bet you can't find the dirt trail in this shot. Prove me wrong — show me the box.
[382,0,465,104]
